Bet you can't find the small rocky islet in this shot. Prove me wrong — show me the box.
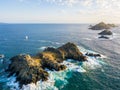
[98,29,113,35]
[89,22,116,30]
[98,29,113,39]
[6,42,87,88]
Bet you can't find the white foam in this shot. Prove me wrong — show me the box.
[62,60,86,73]
[21,81,58,90]
[38,46,47,50]
[77,46,107,69]
[82,57,102,69]
[6,75,19,90]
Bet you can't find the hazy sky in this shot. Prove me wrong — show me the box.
[0,0,120,23]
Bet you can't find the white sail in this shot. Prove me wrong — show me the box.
[25,36,28,40]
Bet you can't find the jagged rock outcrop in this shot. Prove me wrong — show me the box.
[6,42,87,88]
[90,22,116,30]
[58,42,87,61]
[7,54,49,88]
[98,29,113,35]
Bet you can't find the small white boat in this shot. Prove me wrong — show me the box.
[25,36,28,40]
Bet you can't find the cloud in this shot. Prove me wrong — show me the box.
[15,0,120,23]
[17,0,120,9]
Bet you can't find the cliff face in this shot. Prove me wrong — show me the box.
[6,42,87,88]
[90,22,116,30]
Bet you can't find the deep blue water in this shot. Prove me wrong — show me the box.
[0,24,120,90]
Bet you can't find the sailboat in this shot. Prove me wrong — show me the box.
[25,36,28,40]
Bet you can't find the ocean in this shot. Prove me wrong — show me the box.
[0,24,120,90]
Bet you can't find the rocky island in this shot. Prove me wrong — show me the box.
[98,29,113,35]
[89,22,116,30]
[6,42,87,88]
[98,30,113,39]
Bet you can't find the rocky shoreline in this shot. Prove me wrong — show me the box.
[6,42,87,88]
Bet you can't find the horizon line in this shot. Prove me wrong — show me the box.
[0,22,120,25]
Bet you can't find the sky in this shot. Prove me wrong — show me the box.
[0,0,120,23]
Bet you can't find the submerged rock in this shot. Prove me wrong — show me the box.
[98,29,113,35]
[6,42,87,88]
[90,22,116,30]
[85,52,101,57]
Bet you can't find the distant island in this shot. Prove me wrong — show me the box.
[6,42,87,88]
[89,22,116,30]
[98,29,113,39]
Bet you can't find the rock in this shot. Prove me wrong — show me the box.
[37,47,67,71]
[98,35,109,39]
[98,30,113,35]
[43,47,64,62]
[85,52,101,57]
[7,54,49,88]
[6,42,87,88]
[58,42,87,61]
[90,22,116,30]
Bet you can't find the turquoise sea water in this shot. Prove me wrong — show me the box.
[0,24,120,90]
